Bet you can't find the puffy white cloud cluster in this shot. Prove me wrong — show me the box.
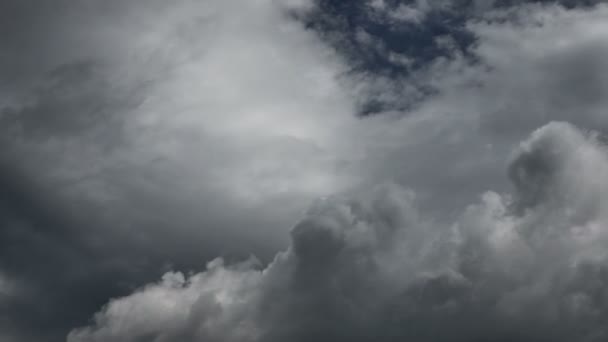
[69,122,608,342]
[351,2,608,213]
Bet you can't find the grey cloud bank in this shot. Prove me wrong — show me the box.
[69,122,608,342]
[1,1,608,341]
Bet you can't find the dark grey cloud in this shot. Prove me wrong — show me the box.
[0,1,351,340]
[2,1,608,342]
[70,122,608,342]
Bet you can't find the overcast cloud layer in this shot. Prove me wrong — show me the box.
[2,1,608,341]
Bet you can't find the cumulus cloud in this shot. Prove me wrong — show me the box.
[347,2,608,213]
[69,122,608,342]
[4,1,608,341]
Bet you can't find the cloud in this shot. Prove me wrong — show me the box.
[4,1,608,341]
[0,0,361,340]
[467,3,608,136]
[69,122,608,342]
[367,0,456,25]
[346,2,608,213]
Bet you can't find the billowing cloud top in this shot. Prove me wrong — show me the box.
[67,122,608,342]
[2,0,608,341]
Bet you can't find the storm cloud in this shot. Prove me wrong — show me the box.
[2,1,608,341]
[69,122,608,342]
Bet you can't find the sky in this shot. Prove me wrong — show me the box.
[2,0,608,341]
